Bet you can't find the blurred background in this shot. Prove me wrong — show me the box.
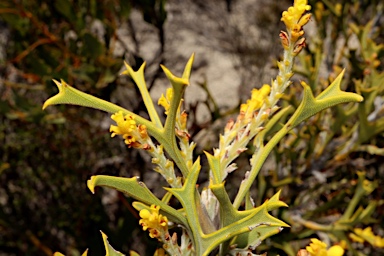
[1,0,383,255]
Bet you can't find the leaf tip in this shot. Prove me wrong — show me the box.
[300,80,310,88]
[122,61,146,77]
[182,53,195,79]
[139,61,147,72]
[189,53,195,66]
[42,79,64,110]
[101,230,108,240]
[356,94,364,102]
[161,65,189,86]
[42,102,49,110]
[43,79,69,110]
[87,176,96,194]
[52,79,61,88]
[122,61,132,76]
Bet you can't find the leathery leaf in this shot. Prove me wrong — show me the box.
[87,175,188,226]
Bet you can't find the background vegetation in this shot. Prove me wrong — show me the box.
[0,0,383,255]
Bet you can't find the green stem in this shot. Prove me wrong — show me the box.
[233,125,289,209]
[339,176,365,221]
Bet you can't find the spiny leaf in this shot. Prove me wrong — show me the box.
[287,70,363,129]
[87,175,187,226]
[43,80,129,114]
[122,62,162,128]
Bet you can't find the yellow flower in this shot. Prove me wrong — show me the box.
[158,88,174,115]
[281,0,311,44]
[349,232,365,243]
[110,111,137,137]
[305,238,344,256]
[240,84,270,122]
[350,227,384,248]
[139,205,168,240]
[281,0,311,30]
[110,111,149,149]
[180,111,188,130]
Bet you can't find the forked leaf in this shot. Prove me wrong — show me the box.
[266,190,288,211]
[209,183,288,253]
[42,80,160,138]
[287,70,363,129]
[87,175,187,226]
[122,62,162,128]
[43,80,126,113]
[233,197,288,249]
[165,158,216,239]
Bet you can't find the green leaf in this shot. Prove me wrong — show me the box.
[210,184,288,250]
[87,175,188,226]
[42,57,195,178]
[165,157,215,236]
[101,231,125,256]
[42,80,152,128]
[122,62,162,128]
[167,170,288,255]
[159,54,195,176]
[287,70,363,129]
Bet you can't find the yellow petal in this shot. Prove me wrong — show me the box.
[327,245,344,256]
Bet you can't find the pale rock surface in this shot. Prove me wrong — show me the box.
[118,0,287,127]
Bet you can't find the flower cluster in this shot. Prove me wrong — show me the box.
[280,0,311,53]
[111,110,183,188]
[110,111,150,149]
[214,1,314,183]
[281,0,311,31]
[139,205,169,240]
[297,238,344,256]
[349,227,384,248]
[239,84,271,123]
[158,88,174,115]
